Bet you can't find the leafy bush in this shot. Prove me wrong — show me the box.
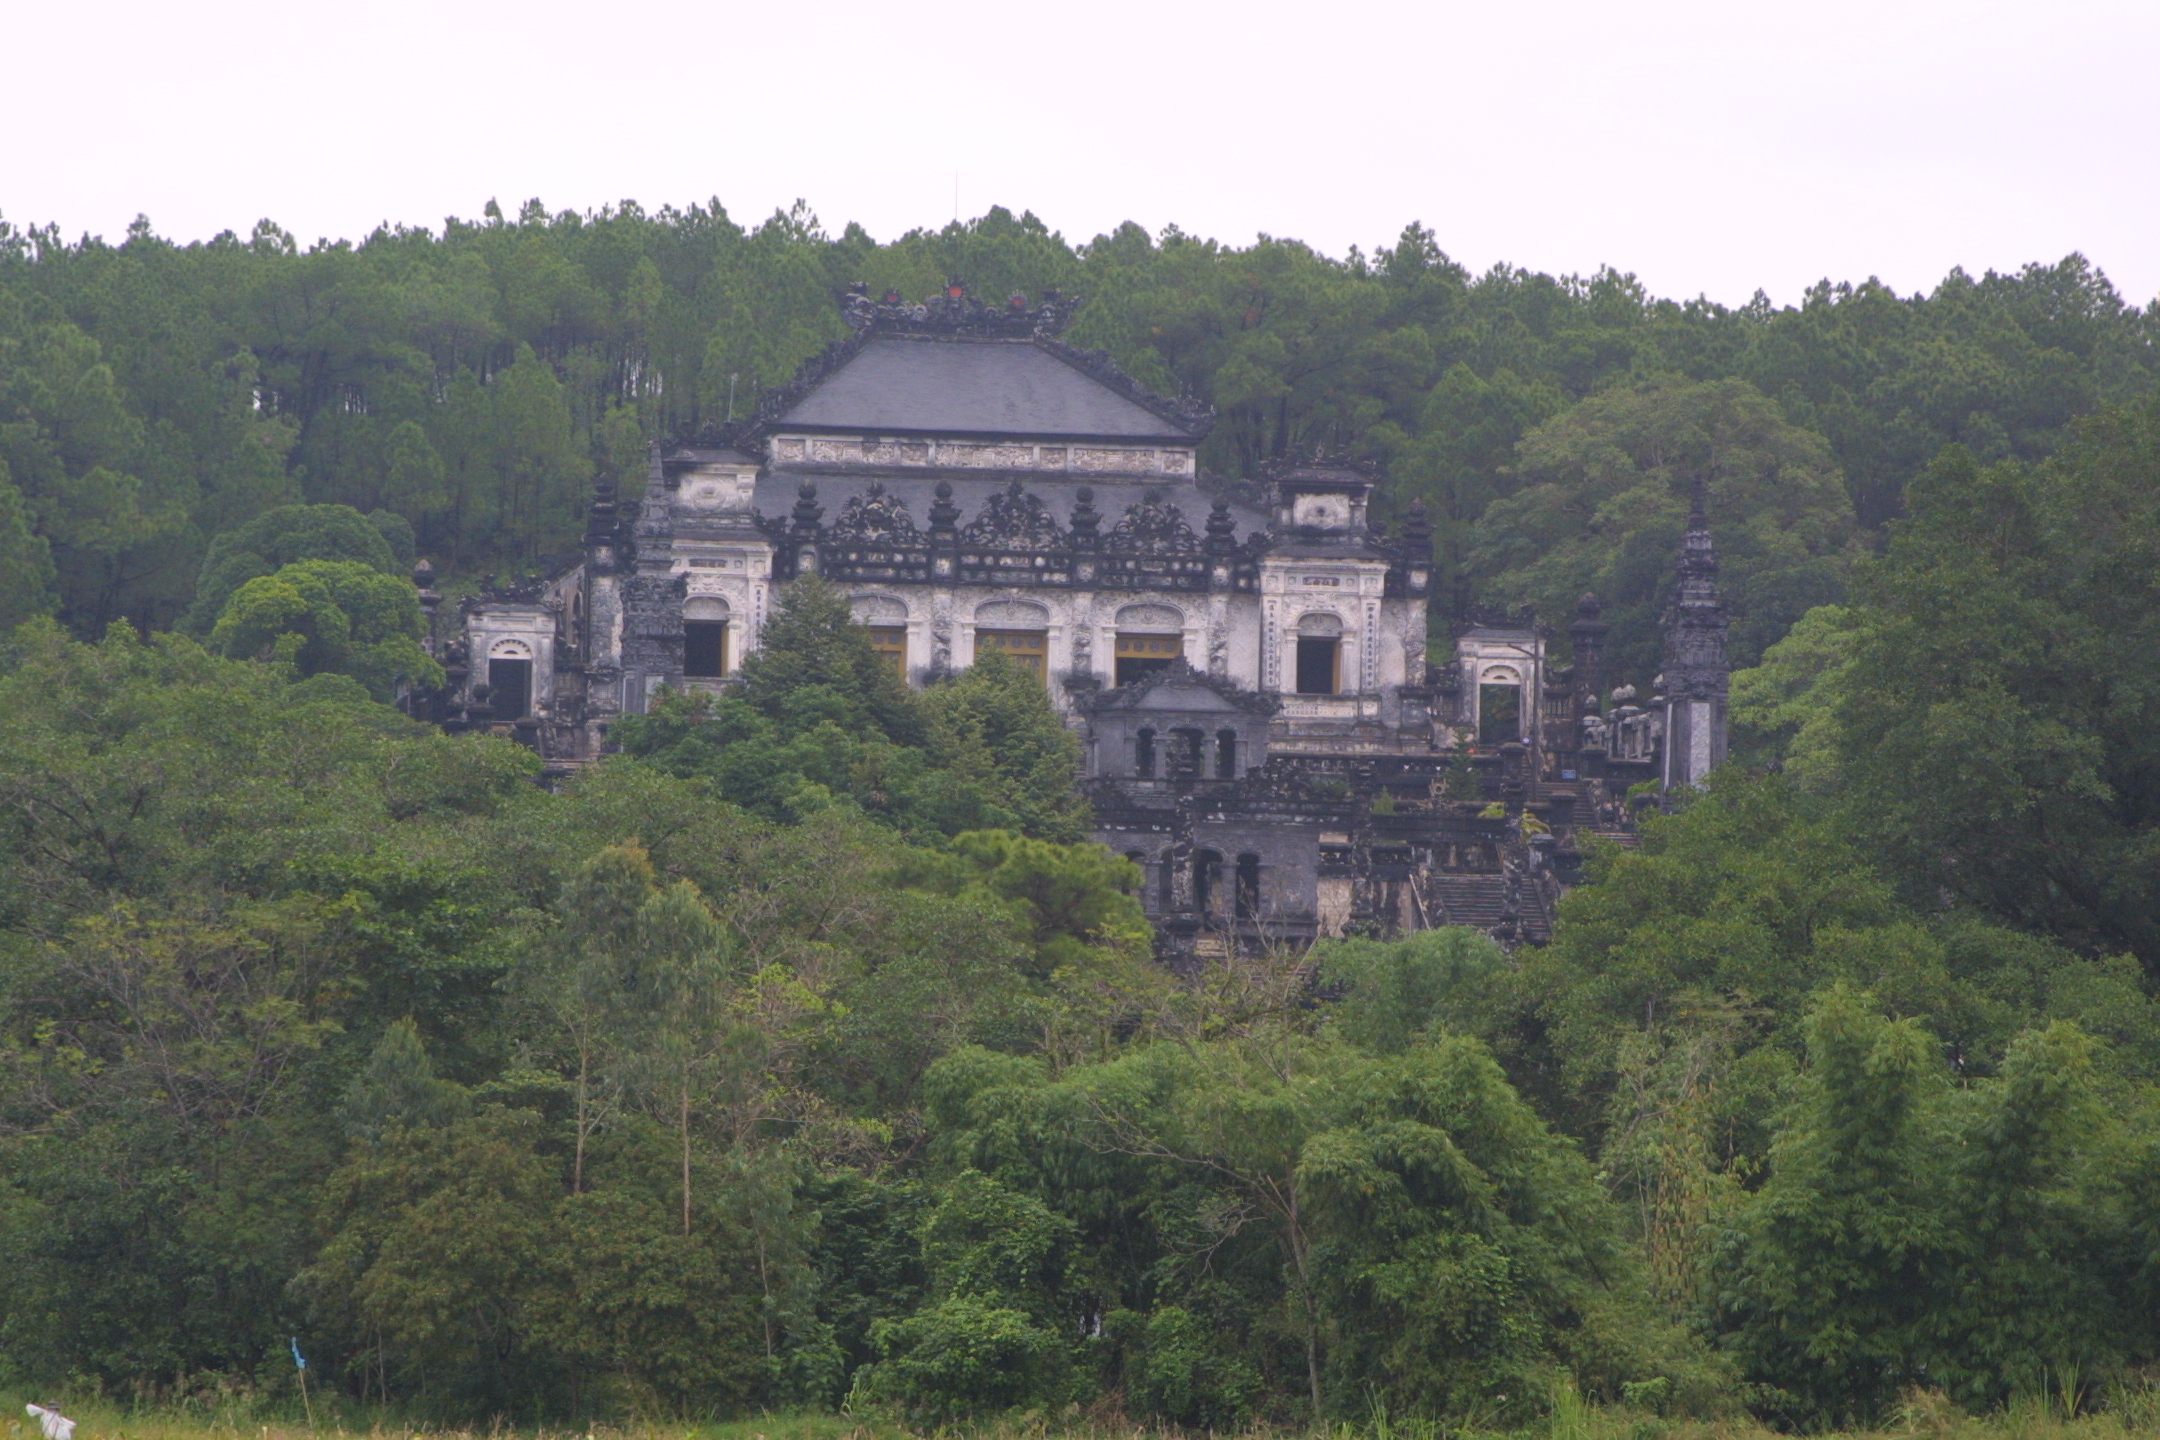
[866,1296,1072,1421]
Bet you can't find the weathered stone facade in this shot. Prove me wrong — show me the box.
[1660,486,1730,791]
[415,285,1729,957]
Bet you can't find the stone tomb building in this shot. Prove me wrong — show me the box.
[429,286,1727,960]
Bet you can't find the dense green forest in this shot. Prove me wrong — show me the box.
[1,200,2159,1429]
[2,201,2155,669]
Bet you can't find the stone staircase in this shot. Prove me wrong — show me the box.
[1426,873,1552,944]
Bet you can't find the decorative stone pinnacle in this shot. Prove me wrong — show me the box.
[1400,498,1432,554]
[1676,493,1720,604]
[1070,486,1101,543]
[928,480,960,533]
[1204,499,1237,554]
[790,481,823,533]
[1662,484,1730,707]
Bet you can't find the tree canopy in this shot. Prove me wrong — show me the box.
[615,577,1087,844]
[208,557,441,698]
[0,200,2157,1431]
[182,502,405,634]
[1,205,2149,653]
[1474,378,1864,676]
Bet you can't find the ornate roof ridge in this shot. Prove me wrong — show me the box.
[840,279,1080,339]
[470,550,582,604]
[1075,658,1281,716]
[665,439,755,458]
[1260,447,1379,482]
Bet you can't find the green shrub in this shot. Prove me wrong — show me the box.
[1129,1305,1260,1429]
[866,1295,1072,1421]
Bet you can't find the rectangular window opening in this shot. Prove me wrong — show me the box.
[1295,637,1339,695]
[683,621,728,678]
[864,625,907,678]
[487,658,532,718]
[976,629,1048,682]
[1478,683,1522,745]
[1194,851,1222,918]
[1114,632,1182,687]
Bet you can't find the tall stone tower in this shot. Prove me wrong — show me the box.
[1660,484,1729,789]
[617,441,689,718]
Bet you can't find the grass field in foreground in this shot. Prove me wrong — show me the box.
[6,1392,2160,1440]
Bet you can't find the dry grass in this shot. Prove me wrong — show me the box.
[5,1384,2160,1440]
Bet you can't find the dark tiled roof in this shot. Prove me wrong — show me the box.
[776,336,1191,441]
[1076,661,1281,716]
[664,445,757,466]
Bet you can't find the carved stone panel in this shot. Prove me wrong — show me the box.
[1113,602,1185,631]
[960,483,1066,549]
[1107,498,1199,553]
[975,599,1052,627]
[1073,447,1150,473]
[946,444,1037,470]
[827,484,922,544]
[619,571,687,679]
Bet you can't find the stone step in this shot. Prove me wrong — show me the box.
[1424,873,1553,943]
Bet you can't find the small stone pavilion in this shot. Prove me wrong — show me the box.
[413,284,1727,959]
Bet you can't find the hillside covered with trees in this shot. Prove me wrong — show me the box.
[0,201,2158,1430]
[2,202,2154,664]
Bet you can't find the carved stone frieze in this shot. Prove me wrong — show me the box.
[862,440,932,466]
[945,444,1038,470]
[960,482,1067,550]
[1106,496,1200,554]
[1073,447,1174,474]
[827,483,922,545]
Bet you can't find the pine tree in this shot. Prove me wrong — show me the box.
[732,574,925,746]
[338,1019,471,1141]
[922,651,1088,843]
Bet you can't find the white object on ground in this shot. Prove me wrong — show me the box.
[26,1405,75,1440]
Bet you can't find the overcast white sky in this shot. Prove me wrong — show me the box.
[7,0,2157,309]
